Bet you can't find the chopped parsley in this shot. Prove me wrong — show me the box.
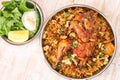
[99,52,104,57]
[72,40,77,48]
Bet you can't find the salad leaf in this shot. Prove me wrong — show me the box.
[12,7,22,19]
[0,17,5,28]
[0,7,25,36]
[6,20,14,28]
[19,0,32,12]
[35,8,40,32]
[0,17,6,35]
[2,11,13,18]
[2,0,18,11]
[0,11,2,16]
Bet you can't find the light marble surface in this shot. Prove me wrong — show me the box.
[0,0,120,80]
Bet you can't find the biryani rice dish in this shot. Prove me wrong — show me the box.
[42,7,115,78]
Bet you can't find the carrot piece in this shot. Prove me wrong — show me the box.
[73,14,82,21]
[102,42,114,56]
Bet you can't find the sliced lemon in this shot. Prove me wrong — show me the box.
[8,30,29,43]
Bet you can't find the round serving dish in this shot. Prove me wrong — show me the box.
[1,0,44,45]
[40,4,116,80]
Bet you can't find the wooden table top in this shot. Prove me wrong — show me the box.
[0,0,120,80]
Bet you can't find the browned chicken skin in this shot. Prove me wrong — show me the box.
[73,42,96,65]
[54,39,72,68]
[55,13,98,67]
[68,15,97,66]
[54,18,97,67]
[73,21,89,42]
[69,20,93,42]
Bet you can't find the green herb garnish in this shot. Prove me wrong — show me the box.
[96,45,98,49]
[65,12,71,17]
[59,29,63,34]
[103,46,107,50]
[99,52,104,57]
[56,65,61,71]
[72,41,77,48]
[68,51,73,61]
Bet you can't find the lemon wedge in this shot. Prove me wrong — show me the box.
[8,30,29,43]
